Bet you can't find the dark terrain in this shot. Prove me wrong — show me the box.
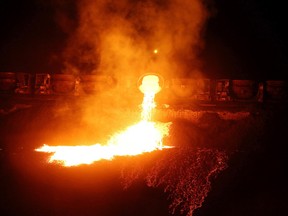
[0,97,287,216]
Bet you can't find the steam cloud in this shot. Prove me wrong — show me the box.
[57,0,210,82]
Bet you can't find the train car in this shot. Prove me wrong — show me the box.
[0,72,17,93]
[265,80,287,102]
[34,73,51,95]
[79,74,115,95]
[230,80,259,102]
[50,74,77,95]
[213,79,232,102]
[14,72,33,94]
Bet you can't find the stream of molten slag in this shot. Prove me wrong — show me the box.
[35,75,172,166]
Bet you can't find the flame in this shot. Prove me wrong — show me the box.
[36,75,172,166]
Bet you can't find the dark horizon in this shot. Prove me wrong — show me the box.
[0,0,287,79]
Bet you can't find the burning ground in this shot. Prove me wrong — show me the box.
[0,96,287,216]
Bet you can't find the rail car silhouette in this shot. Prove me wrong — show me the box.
[0,72,287,103]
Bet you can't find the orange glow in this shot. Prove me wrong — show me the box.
[36,75,172,166]
[139,75,161,121]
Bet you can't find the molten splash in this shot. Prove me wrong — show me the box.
[36,75,172,166]
[139,75,161,121]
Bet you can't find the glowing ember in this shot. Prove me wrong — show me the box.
[36,75,172,166]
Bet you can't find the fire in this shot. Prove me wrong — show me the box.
[36,75,172,166]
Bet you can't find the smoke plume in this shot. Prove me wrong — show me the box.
[58,0,210,81]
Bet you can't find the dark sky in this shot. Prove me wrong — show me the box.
[202,0,288,80]
[0,0,68,73]
[0,0,287,79]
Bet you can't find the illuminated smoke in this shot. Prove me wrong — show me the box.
[57,0,210,80]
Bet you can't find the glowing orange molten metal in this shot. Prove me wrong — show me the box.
[36,75,172,166]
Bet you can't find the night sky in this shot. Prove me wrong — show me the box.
[0,0,287,79]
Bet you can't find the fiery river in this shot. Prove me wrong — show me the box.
[36,75,172,166]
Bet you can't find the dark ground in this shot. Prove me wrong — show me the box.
[0,99,171,216]
[0,98,287,216]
